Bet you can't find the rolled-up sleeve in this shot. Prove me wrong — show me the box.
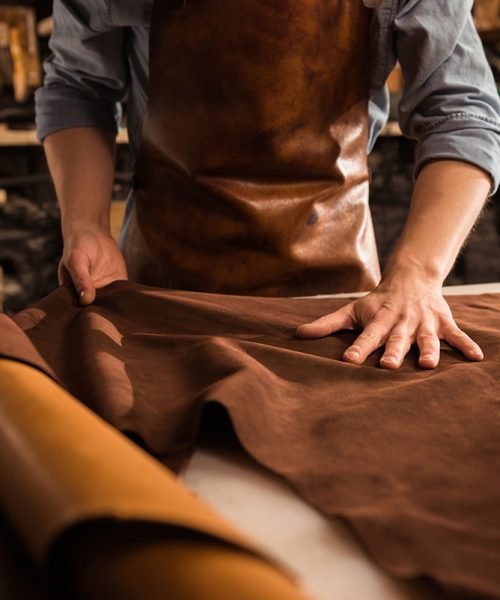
[35,0,128,142]
[395,0,500,194]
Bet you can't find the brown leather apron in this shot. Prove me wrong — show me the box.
[125,0,381,296]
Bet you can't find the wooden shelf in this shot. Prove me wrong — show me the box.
[0,120,405,148]
[0,123,402,146]
[381,121,402,137]
[0,124,129,147]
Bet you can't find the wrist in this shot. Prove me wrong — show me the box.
[62,217,111,241]
[380,254,445,291]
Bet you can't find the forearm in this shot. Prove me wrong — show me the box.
[44,127,116,238]
[382,159,491,286]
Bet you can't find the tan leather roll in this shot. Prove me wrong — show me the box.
[0,359,306,599]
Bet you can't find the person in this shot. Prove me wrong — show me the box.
[36,0,500,370]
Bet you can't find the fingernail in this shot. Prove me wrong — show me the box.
[345,350,360,360]
[79,290,85,299]
[472,349,483,358]
[382,356,397,364]
[296,325,311,336]
[421,354,434,361]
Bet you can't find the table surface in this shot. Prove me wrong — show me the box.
[181,282,500,600]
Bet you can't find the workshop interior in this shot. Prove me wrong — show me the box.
[0,1,500,313]
[1,1,500,599]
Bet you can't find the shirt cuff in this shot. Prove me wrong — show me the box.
[414,118,500,196]
[35,85,121,142]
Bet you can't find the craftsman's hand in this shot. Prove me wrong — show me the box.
[295,274,484,369]
[44,127,123,305]
[58,228,128,305]
[296,160,490,369]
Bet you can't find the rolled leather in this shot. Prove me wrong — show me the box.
[0,358,306,599]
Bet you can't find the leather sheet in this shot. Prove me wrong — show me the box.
[1,281,500,598]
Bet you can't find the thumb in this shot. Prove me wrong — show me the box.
[65,252,96,305]
[296,305,354,339]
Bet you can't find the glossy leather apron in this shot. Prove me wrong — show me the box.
[125,0,381,296]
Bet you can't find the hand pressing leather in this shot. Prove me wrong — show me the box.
[58,229,128,305]
[296,276,484,370]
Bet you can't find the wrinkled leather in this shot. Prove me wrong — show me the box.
[3,282,500,597]
[128,0,381,295]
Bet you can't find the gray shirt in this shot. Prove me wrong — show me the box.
[36,0,500,196]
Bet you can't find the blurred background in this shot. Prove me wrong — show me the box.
[0,0,499,315]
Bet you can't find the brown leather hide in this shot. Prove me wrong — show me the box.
[2,282,500,597]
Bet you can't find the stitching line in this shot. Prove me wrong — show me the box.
[427,112,500,132]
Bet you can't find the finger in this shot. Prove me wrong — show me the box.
[380,328,412,370]
[66,252,96,306]
[442,324,484,361]
[416,328,441,370]
[344,322,390,365]
[296,305,354,339]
